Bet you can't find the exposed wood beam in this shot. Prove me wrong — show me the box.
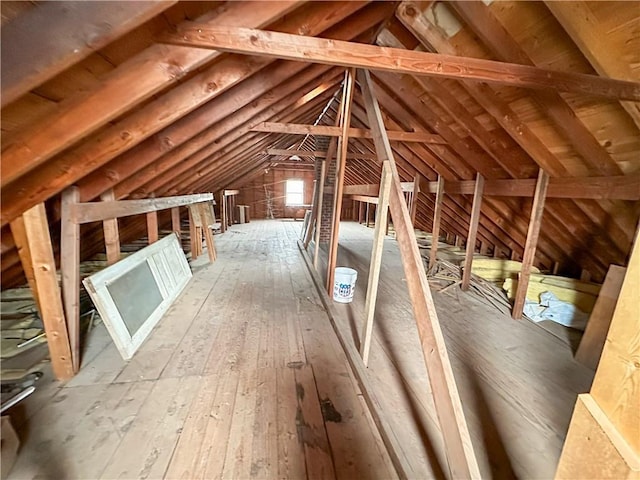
[345,183,417,196]
[545,1,640,129]
[171,207,181,239]
[422,175,640,200]
[17,204,75,380]
[8,218,41,314]
[100,190,121,265]
[146,211,159,244]
[361,162,392,366]
[429,176,445,270]
[327,68,356,293]
[167,25,640,101]
[350,195,379,204]
[266,148,376,160]
[461,174,484,291]
[0,2,300,188]
[359,68,480,479]
[0,1,177,107]
[60,187,81,373]
[72,194,213,224]
[512,169,550,319]
[254,122,445,143]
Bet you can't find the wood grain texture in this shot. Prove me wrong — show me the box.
[168,25,640,101]
[461,174,484,291]
[100,190,121,265]
[575,265,626,370]
[61,187,81,372]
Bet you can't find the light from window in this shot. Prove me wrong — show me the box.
[286,179,304,206]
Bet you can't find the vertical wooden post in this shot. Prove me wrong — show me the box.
[60,186,80,373]
[171,207,181,238]
[146,211,158,244]
[313,159,327,269]
[365,203,370,227]
[361,162,392,366]
[479,241,489,256]
[410,174,421,226]
[21,204,75,380]
[326,68,356,294]
[358,201,364,224]
[428,175,445,270]
[100,189,120,265]
[189,207,198,260]
[220,191,226,233]
[461,174,485,291]
[512,169,549,319]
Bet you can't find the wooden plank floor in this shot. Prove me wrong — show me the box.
[317,221,595,479]
[7,220,395,480]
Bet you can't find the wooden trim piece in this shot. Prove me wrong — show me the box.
[168,26,640,101]
[512,169,550,319]
[361,162,392,366]
[146,211,159,244]
[100,190,121,265]
[0,1,177,107]
[575,265,626,370]
[429,175,445,270]
[21,204,75,380]
[359,68,480,479]
[72,193,213,224]
[253,122,446,143]
[461,174,484,291]
[327,69,356,294]
[61,187,81,373]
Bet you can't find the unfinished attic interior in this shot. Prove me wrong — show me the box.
[1,0,639,478]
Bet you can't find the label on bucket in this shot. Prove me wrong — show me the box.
[333,267,357,303]
[335,282,352,299]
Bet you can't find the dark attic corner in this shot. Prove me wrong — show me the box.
[1,1,638,478]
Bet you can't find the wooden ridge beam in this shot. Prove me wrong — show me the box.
[72,193,213,224]
[253,122,446,143]
[0,1,177,107]
[167,25,640,101]
[360,68,481,478]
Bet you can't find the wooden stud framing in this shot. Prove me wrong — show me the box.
[409,174,420,226]
[313,160,327,269]
[146,211,159,244]
[326,69,356,294]
[9,217,42,314]
[359,68,480,479]
[360,162,392,366]
[512,169,550,319]
[461,174,485,291]
[20,204,75,380]
[428,175,445,271]
[171,207,181,239]
[168,26,640,101]
[100,190,121,266]
[60,186,81,373]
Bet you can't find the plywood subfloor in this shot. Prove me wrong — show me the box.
[316,220,595,479]
[6,220,395,480]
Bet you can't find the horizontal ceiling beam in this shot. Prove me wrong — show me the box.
[421,175,640,200]
[166,25,640,101]
[266,148,376,160]
[72,193,213,224]
[252,122,445,143]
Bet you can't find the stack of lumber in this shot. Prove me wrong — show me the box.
[504,274,601,313]
[428,260,511,313]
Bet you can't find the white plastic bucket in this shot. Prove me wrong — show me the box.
[333,267,358,303]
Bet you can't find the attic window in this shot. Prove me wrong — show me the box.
[286,179,304,206]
